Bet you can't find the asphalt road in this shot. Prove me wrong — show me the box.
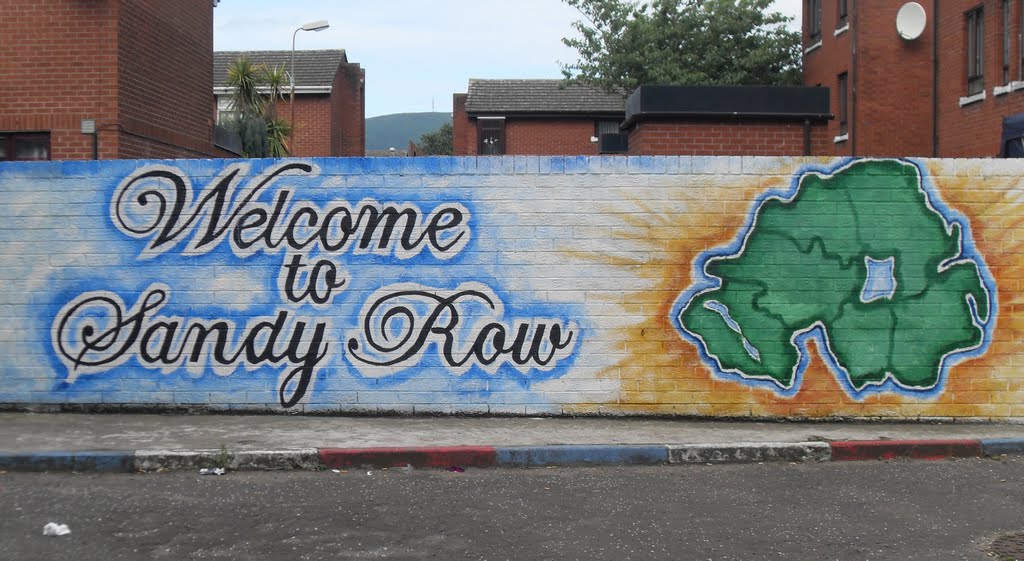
[2,458,1023,561]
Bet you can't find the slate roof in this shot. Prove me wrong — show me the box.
[213,50,347,89]
[465,79,626,115]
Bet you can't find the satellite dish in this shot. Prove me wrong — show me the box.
[896,2,927,40]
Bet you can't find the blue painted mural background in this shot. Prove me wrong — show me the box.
[0,158,582,411]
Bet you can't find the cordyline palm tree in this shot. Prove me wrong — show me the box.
[225,57,292,157]
[262,64,292,157]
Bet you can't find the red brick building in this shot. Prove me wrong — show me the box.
[623,85,832,156]
[213,50,365,157]
[0,0,222,161]
[453,80,626,156]
[803,0,1024,157]
[453,79,832,157]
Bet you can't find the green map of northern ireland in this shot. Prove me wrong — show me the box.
[676,159,993,395]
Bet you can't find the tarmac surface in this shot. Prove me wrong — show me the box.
[7,460,1023,560]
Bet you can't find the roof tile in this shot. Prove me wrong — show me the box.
[213,50,348,88]
[465,79,625,114]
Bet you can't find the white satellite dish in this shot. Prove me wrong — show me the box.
[896,2,927,40]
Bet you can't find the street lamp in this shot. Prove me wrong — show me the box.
[290,19,330,140]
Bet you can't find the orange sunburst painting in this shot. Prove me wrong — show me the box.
[562,158,1021,420]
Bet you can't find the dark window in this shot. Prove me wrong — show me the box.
[477,118,505,155]
[808,0,822,44]
[837,0,848,28]
[596,120,627,154]
[0,132,50,161]
[838,73,848,136]
[1004,0,1012,84]
[595,120,620,137]
[967,7,985,96]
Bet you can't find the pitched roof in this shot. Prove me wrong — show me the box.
[465,79,626,115]
[213,50,347,89]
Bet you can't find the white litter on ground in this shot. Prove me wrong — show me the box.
[42,523,71,537]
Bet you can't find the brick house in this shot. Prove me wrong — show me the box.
[623,85,832,156]
[803,0,1024,157]
[453,79,627,156]
[0,0,223,161]
[453,79,831,157]
[213,50,365,157]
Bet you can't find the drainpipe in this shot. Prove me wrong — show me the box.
[803,118,812,155]
[850,0,857,156]
[932,0,939,157]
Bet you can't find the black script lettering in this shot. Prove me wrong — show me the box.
[113,163,471,261]
[51,284,330,408]
[113,163,310,257]
[345,283,576,377]
[280,254,348,305]
[427,207,467,253]
[52,287,169,376]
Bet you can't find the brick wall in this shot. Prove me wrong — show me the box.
[937,0,1024,157]
[331,61,365,156]
[504,119,601,155]
[627,119,831,156]
[0,0,217,160]
[853,0,935,157]
[0,1,120,160]
[802,0,936,157]
[453,115,602,156]
[0,156,1019,420]
[802,0,1024,157]
[801,0,854,156]
[117,0,217,158]
[452,94,471,155]
[282,95,332,157]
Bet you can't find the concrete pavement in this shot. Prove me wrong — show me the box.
[2,412,1024,472]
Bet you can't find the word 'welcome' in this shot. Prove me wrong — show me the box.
[112,163,471,260]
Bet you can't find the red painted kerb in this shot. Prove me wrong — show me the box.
[319,446,498,469]
[829,440,983,461]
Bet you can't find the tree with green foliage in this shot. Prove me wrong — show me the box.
[416,121,454,155]
[261,64,292,158]
[225,57,293,158]
[560,0,801,93]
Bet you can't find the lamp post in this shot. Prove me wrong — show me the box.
[290,19,330,138]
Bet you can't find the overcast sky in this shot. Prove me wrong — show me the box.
[214,1,804,118]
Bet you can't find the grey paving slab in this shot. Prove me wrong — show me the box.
[2,413,1024,452]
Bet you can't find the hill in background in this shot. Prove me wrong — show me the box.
[365,112,451,152]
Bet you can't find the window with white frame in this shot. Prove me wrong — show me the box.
[216,97,239,124]
[1004,0,1012,85]
[808,0,822,44]
[838,72,848,136]
[967,7,985,96]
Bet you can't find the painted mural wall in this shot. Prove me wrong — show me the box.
[0,156,1017,418]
